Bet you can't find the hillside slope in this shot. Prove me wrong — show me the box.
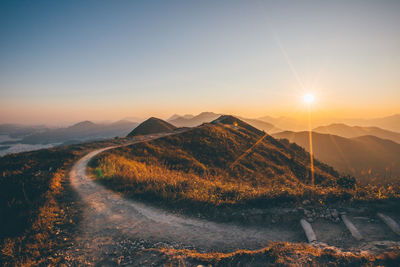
[125,115,339,185]
[127,117,176,137]
[314,123,400,144]
[273,131,400,183]
[93,116,347,208]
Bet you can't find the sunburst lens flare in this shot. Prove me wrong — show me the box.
[303,93,315,104]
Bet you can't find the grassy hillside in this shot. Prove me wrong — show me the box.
[127,117,176,137]
[273,131,400,184]
[92,116,369,212]
[0,138,130,266]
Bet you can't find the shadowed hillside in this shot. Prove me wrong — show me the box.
[273,131,400,184]
[314,123,400,144]
[127,117,176,137]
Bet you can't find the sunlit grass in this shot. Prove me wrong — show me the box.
[93,153,400,207]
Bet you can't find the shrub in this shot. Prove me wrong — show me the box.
[337,175,356,189]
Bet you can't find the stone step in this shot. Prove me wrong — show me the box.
[300,219,317,243]
[377,213,400,235]
[341,215,363,241]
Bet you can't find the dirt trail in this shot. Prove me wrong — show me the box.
[65,135,400,265]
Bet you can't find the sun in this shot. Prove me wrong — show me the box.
[303,93,315,104]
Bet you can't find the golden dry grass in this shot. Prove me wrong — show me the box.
[94,154,390,207]
[155,242,400,266]
[1,167,69,266]
[0,138,129,266]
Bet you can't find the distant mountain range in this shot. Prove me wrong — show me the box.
[313,123,400,144]
[168,112,220,127]
[259,114,400,133]
[168,112,281,133]
[0,120,138,145]
[342,114,400,133]
[258,116,307,131]
[167,114,195,121]
[273,131,400,183]
[0,124,48,139]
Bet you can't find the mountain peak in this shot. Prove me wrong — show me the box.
[127,117,176,137]
[70,120,96,128]
[211,115,263,134]
[198,111,218,116]
[211,115,239,125]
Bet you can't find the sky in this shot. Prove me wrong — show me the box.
[1,0,399,125]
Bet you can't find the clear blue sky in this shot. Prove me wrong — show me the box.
[1,0,399,124]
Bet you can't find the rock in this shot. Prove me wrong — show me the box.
[331,209,339,218]
[302,200,311,205]
[307,218,314,223]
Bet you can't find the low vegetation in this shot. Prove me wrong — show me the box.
[156,242,400,266]
[94,154,354,208]
[93,153,400,211]
[0,138,131,266]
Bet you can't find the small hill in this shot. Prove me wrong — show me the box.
[313,123,400,144]
[69,120,97,129]
[211,115,263,133]
[273,131,400,183]
[127,117,176,137]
